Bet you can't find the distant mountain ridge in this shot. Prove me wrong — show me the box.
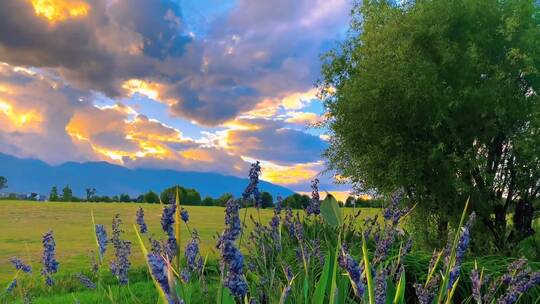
[0,153,294,198]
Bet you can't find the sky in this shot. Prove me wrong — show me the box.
[0,0,352,197]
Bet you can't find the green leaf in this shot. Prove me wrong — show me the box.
[312,254,331,304]
[329,233,341,304]
[392,270,406,304]
[320,194,343,227]
[303,276,309,303]
[221,287,236,304]
[362,231,375,304]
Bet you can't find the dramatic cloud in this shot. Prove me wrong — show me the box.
[0,0,351,191]
[223,118,327,165]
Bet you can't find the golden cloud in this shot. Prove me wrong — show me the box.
[122,79,165,100]
[30,0,90,23]
[247,159,321,185]
[284,111,321,124]
[0,99,43,131]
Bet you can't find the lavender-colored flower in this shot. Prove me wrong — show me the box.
[77,273,96,289]
[149,238,163,255]
[148,253,170,296]
[284,265,294,282]
[95,224,108,259]
[373,229,395,265]
[181,268,190,283]
[283,207,295,237]
[496,259,540,304]
[6,279,17,293]
[10,257,31,273]
[447,212,475,290]
[243,161,262,208]
[471,269,482,302]
[224,272,248,298]
[161,204,177,259]
[180,208,189,223]
[185,231,202,272]
[338,246,365,298]
[110,215,131,285]
[217,198,248,298]
[383,189,408,225]
[414,276,439,304]
[223,199,242,241]
[306,178,321,216]
[136,207,147,234]
[375,268,387,304]
[41,230,59,286]
[161,204,176,236]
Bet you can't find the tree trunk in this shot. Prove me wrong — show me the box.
[513,199,535,240]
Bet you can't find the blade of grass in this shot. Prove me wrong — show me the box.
[329,232,341,304]
[361,231,375,304]
[312,254,331,304]
[437,198,470,303]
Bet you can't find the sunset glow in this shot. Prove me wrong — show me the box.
[0,0,351,193]
[31,0,89,23]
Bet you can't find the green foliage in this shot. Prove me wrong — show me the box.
[260,191,273,208]
[320,0,540,252]
[160,185,201,205]
[202,196,214,206]
[320,194,343,227]
[49,186,59,201]
[215,192,233,207]
[143,191,160,204]
[62,185,72,202]
[0,176,7,190]
[283,193,310,209]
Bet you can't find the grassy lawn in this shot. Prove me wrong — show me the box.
[0,200,379,283]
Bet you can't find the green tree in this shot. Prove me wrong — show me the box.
[119,193,131,202]
[144,191,160,204]
[62,185,73,202]
[85,188,96,202]
[0,176,7,191]
[49,186,59,202]
[320,0,540,251]
[216,192,233,207]
[202,196,214,206]
[345,196,356,208]
[160,186,202,205]
[260,192,274,208]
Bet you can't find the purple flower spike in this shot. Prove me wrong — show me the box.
[41,230,59,286]
[306,178,321,216]
[180,208,189,223]
[243,161,262,209]
[110,215,131,285]
[148,253,171,297]
[10,257,31,273]
[6,279,16,293]
[136,207,147,234]
[338,245,365,299]
[95,224,108,259]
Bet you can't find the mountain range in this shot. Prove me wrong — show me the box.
[0,153,294,198]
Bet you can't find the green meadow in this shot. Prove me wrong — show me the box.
[0,200,379,283]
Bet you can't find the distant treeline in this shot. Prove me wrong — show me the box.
[0,175,380,208]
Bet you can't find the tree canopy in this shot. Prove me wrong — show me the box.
[320,0,540,251]
[0,176,6,190]
[160,186,202,205]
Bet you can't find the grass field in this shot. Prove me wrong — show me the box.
[0,200,379,283]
